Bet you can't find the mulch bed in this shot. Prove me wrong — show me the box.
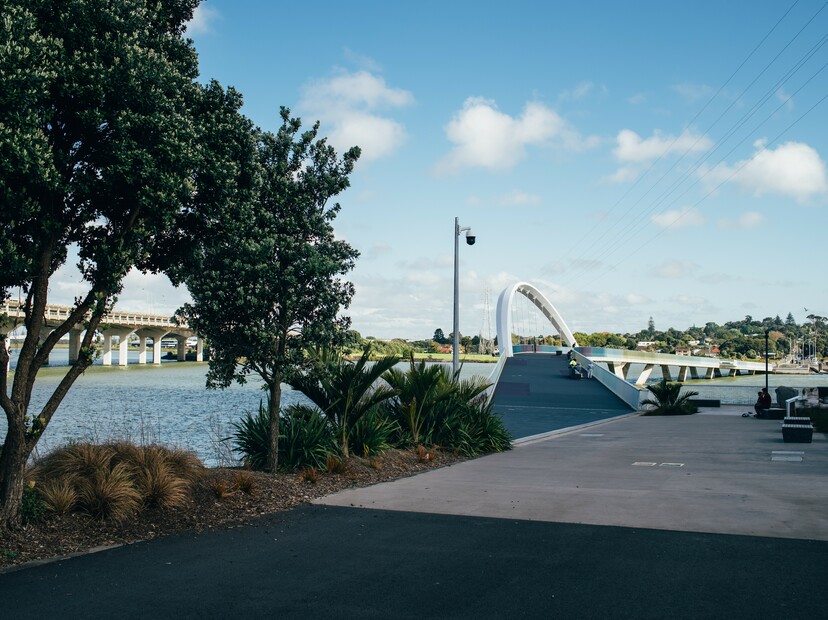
[0,448,465,571]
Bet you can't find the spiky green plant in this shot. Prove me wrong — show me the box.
[230,402,337,471]
[289,346,399,457]
[640,380,699,415]
[383,354,454,444]
[348,407,398,457]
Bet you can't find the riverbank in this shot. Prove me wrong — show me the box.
[0,447,465,571]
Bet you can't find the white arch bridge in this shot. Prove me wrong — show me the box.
[1,300,203,366]
[490,282,774,411]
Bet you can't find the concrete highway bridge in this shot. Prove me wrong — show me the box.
[487,282,775,440]
[1,300,203,366]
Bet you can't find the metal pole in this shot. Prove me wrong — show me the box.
[452,217,460,376]
[765,329,769,393]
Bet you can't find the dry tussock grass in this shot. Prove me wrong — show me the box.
[28,442,204,521]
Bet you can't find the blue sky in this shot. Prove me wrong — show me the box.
[50,1,828,339]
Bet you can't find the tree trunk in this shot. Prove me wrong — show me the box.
[0,417,30,530]
[265,377,281,473]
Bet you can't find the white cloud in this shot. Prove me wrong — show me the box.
[705,140,828,203]
[717,211,765,229]
[497,190,541,206]
[628,93,647,105]
[775,88,794,111]
[653,261,698,279]
[185,5,220,36]
[614,128,713,163]
[559,81,595,101]
[435,98,597,174]
[602,165,640,184]
[651,208,705,229]
[672,83,714,102]
[300,70,414,162]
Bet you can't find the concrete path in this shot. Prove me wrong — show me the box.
[319,410,828,540]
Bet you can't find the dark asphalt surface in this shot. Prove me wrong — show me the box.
[2,504,826,619]
[493,353,632,438]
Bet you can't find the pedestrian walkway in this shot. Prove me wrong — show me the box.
[492,353,633,438]
[320,411,828,540]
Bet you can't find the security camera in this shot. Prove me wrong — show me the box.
[465,229,476,245]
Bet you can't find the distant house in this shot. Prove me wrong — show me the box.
[675,346,692,356]
[636,340,657,351]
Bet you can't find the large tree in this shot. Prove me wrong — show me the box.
[177,108,361,472]
[0,0,250,529]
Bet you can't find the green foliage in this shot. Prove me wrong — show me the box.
[384,356,454,444]
[348,408,398,457]
[279,405,338,471]
[20,484,46,524]
[641,380,699,416]
[289,346,399,457]
[229,402,337,471]
[382,359,510,455]
[0,0,249,527]
[177,108,362,471]
[434,400,513,456]
[229,402,271,470]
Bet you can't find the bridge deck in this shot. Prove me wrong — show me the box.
[492,353,633,439]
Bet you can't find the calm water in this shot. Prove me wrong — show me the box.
[2,354,494,467]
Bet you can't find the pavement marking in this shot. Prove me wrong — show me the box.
[580,433,605,437]
[771,455,803,462]
[772,450,805,455]
[632,462,657,466]
[660,463,684,468]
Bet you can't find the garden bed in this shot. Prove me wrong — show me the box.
[0,447,464,571]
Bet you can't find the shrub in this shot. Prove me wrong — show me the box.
[348,407,397,457]
[641,380,698,415]
[233,470,255,495]
[229,401,271,470]
[29,442,203,520]
[38,478,78,515]
[326,454,346,475]
[20,484,46,524]
[76,462,141,521]
[230,402,337,471]
[131,453,190,510]
[279,405,338,470]
[434,400,512,456]
[298,467,320,483]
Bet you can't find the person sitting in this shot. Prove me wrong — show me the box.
[753,388,772,417]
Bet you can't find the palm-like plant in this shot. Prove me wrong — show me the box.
[383,354,455,444]
[640,380,698,415]
[289,346,399,457]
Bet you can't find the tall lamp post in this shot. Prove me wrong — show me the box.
[453,217,476,376]
[764,329,769,394]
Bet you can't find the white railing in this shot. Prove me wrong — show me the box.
[574,350,644,410]
[2,300,187,330]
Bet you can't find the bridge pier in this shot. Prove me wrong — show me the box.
[660,365,672,381]
[636,364,655,386]
[136,328,169,365]
[68,328,83,364]
[196,337,204,362]
[102,328,133,366]
[176,336,188,361]
[677,366,689,382]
